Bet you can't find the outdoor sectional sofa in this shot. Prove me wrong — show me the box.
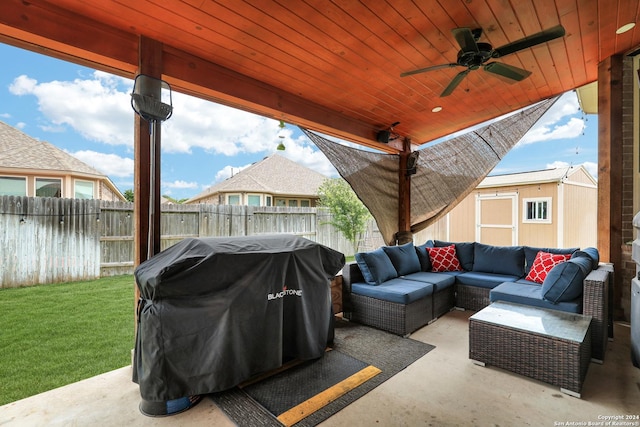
[341,240,612,361]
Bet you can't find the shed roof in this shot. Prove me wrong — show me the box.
[188,154,328,202]
[478,165,596,188]
[0,121,103,177]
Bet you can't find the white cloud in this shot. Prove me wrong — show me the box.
[517,92,584,146]
[15,122,26,130]
[69,150,134,177]
[162,180,198,189]
[10,72,133,146]
[545,160,598,179]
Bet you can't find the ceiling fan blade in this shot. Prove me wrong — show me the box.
[483,62,532,81]
[440,69,471,97]
[452,27,479,53]
[400,63,460,77]
[492,25,565,58]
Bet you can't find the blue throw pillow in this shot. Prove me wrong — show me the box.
[472,243,525,277]
[541,256,592,303]
[415,240,434,271]
[435,240,475,271]
[524,246,578,274]
[354,248,398,285]
[383,242,421,276]
[571,247,599,270]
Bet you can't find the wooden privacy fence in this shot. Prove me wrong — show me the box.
[0,196,384,287]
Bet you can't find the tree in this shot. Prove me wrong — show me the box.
[317,178,371,253]
[123,189,134,202]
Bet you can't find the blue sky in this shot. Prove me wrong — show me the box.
[0,43,598,200]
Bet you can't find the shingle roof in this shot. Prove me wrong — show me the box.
[479,165,594,188]
[189,153,328,202]
[0,120,103,177]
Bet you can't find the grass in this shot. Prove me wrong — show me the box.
[0,275,136,406]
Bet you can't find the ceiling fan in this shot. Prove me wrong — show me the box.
[401,25,566,97]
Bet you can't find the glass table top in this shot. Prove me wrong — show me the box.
[470,301,592,342]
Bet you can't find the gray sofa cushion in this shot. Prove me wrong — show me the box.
[351,278,434,304]
[355,248,397,285]
[541,256,592,303]
[435,240,475,271]
[456,271,520,289]
[472,243,525,277]
[489,282,581,313]
[415,240,434,271]
[524,246,578,274]
[383,242,421,276]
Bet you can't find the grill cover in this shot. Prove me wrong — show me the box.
[132,234,345,401]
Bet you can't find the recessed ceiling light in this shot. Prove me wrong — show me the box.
[616,23,635,34]
[432,106,443,113]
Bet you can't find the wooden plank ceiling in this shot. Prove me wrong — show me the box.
[1,0,639,153]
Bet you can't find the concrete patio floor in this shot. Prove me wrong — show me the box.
[1,310,639,427]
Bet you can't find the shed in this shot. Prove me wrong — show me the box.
[430,166,597,249]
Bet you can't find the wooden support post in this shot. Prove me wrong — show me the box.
[597,55,624,318]
[397,138,413,245]
[134,36,163,317]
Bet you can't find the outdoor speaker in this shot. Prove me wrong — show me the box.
[376,130,390,143]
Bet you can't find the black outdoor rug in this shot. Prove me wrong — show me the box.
[209,319,436,426]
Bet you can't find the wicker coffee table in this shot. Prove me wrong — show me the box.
[469,301,592,398]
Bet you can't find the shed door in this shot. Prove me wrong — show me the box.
[475,193,518,245]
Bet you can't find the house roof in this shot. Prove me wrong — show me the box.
[0,121,103,177]
[188,154,328,203]
[478,165,596,188]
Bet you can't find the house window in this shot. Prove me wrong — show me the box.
[227,194,240,205]
[0,176,27,196]
[523,197,551,223]
[275,198,286,207]
[265,196,272,207]
[74,180,94,199]
[300,199,310,207]
[247,195,261,206]
[36,178,62,198]
[288,199,298,207]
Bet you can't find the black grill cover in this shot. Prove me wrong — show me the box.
[132,234,345,401]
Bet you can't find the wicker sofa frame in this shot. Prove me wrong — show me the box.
[341,260,612,362]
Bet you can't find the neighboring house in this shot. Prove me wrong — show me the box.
[0,121,125,201]
[427,165,597,249]
[187,154,328,207]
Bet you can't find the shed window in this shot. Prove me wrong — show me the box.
[523,197,551,223]
[0,176,27,196]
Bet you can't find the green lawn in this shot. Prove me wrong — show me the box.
[0,275,136,406]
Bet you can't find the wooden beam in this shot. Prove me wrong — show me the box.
[160,46,401,153]
[396,138,413,244]
[134,36,163,266]
[0,0,138,77]
[597,55,623,317]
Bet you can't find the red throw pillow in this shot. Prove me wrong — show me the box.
[427,245,462,272]
[525,251,572,284]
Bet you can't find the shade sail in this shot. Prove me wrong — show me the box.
[304,96,559,245]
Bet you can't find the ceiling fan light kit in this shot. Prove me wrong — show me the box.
[402,25,566,97]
